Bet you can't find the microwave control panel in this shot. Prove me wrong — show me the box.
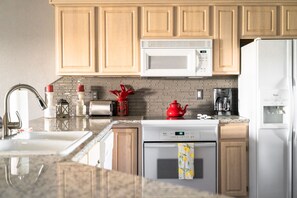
[196,49,212,76]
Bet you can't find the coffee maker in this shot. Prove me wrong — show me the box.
[213,88,238,115]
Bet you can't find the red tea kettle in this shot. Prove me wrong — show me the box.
[166,100,188,117]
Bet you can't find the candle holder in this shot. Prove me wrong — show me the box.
[56,99,70,119]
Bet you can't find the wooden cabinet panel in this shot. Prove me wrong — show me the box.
[99,7,139,75]
[213,6,239,75]
[177,6,210,37]
[220,141,248,196]
[220,124,248,139]
[281,6,297,36]
[242,6,277,37]
[56,7,95,74]
[112,128,138,175]
[142,6,174,37]
[58,163,97,198]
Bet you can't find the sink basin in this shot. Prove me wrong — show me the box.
[0,131,93,156]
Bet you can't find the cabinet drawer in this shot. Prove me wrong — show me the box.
[220,124,248,139]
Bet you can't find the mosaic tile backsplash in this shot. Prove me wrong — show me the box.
[51,76,238,117]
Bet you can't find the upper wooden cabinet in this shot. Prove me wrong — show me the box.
[242,6,277,37]
[281,6,297,36]
[142,6,174,37]
[141,6,210,38]
[213,6,239,75]
[99,7,140,75]
[177,6,210,37]
[56,7,96,74]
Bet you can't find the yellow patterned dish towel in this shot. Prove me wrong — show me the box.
[178,143,194,179]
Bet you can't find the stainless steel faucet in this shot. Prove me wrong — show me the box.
[2,84,47,139]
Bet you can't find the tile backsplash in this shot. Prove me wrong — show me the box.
[52,76,237,117]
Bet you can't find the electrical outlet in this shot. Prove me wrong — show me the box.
[197,89,203,100]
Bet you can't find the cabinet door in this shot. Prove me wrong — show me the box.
[56,7,95,74]
[88,142,100,166]
[112,128,138,175]
[281,6,297,36]
[58,163,97,198]
[142,6,174,37]
[213,6,239,75]
[99,7,139,75]
[242,6,277,37]
[177,6,210,37]
[220,141,248,197]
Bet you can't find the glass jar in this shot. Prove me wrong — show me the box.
[117,99,128,116]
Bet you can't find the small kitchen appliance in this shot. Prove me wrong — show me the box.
[89,100,116,116]
[213,88,238,115]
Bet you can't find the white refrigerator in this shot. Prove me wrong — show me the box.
[239,39,297,198]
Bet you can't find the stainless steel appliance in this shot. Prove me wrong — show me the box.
[239,39,297,198]
[89,100,116,116]
[140,39,212,77]
[213,88,238,116]
[142,119,219,193]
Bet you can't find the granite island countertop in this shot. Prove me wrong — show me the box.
[0,116,246,198]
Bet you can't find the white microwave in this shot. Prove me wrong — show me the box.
[140,39,212,77]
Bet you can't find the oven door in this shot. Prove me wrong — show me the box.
[141,49,196,77]
[143,142,216,193]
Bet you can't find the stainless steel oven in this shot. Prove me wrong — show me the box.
[142,120,219,193]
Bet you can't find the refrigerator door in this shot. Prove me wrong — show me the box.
[256,39,293,198]
[293,39,297,198]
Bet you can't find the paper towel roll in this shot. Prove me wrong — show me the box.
[10,90,29,129]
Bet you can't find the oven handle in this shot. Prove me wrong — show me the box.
[144,143,216,148]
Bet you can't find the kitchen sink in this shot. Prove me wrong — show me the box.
[0,131,93,156]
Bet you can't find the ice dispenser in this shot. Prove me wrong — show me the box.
[260,90,289,127]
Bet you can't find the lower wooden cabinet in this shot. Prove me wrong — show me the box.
[112,128,138,175]
[58,162,97,198]
[219,123,249,197]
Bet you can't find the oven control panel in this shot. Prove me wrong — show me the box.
[160,131,198,140]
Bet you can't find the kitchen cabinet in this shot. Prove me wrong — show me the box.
[99,7,140,75]
[142,6,174,37]
[242,6,277,37]
[213,6,240,75]
[99,169,142,198]
[78,141,100,167]
[177,6,210,37]
[281,6,297,36]
[58,162,97,198]
[141,6,210,38]
[55,7,96,74]
[112,128,138,175]
[219,123,249,197]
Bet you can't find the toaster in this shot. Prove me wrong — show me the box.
[89,100,117,116]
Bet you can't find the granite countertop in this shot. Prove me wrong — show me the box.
[0,116,246,198]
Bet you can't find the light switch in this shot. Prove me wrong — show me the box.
[197,89,203,100]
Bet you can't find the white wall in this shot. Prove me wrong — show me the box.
[0,0,57,120]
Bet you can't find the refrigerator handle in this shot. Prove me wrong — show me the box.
[287,40,293,198]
